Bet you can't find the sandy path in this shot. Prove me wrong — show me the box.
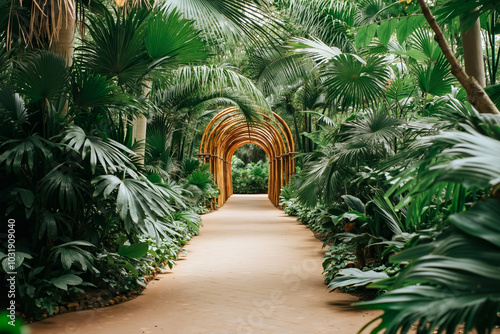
[28,194,381,334]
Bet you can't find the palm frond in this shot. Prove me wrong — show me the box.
[144,9,208,64]
[359,199,500,334]
[323,54,390,110]
[160,0,280,47]
[78,8,150,90]
[92,173,172,232]
[13,50,68,103]
[70,64,134,111]
[39,165,89,213]
[0,135,53,176]
[344,110,404,155]
[161,65,269,120]
[412,55,456,97]
[60,125,135,174]
[289,36,342,65]
[284,0,355,51]
[251,47,313,96]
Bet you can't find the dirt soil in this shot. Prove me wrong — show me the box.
[27,194,491,334]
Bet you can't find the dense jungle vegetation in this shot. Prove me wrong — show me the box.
[1,0,500,332]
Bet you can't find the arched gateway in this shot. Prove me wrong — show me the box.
[198,107,296,207]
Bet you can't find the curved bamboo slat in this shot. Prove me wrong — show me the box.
[198,107,296,208]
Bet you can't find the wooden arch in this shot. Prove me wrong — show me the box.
[198,107,296,207]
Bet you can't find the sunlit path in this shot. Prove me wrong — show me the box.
[29,195,379,334]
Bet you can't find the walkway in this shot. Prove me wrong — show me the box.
[29,194,379,334]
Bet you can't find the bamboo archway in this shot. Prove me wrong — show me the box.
[198,107,296,207]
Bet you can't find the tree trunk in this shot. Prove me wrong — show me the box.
[462,18,486,88]
[50,0,76,66]
[132,114,148,166]
[132,83,151,166]
[417,0,499,115]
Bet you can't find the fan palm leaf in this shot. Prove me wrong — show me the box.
[70,64,134,111]
[409,29,442,61]
[0,88,28,132]
[323,54,390,110]
[39,165,89,213]
[60,125,135,174]
[92,173,172,232]
[78,8,150,90]
[412,55,456,97]
[0,135,53,176]
[344,110,404,155]
[13,50,68,103]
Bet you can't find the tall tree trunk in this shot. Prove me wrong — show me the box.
[133,115,148,166]
[462,18,486,87]
[50,0,76,66]
[49,0,75,117]
[417,0,499,115]
[133,83,151,166]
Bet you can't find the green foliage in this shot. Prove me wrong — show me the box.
[328,268,389,290]
[0,8,219,316]
[359,200,500,334]
[323,54,391,110]
[322,243,356,284]
[231,156,269,194]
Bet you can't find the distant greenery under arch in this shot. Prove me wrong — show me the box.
[232,144,269,194]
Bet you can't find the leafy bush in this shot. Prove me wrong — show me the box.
[231,156,269,194]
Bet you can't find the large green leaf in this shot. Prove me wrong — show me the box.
[378,18,397,47]
[51,241,97,272]
[359,286,500,334]
[39,166,89,213]
[12,50,68,103]
[0,88,27,126]
[145,10,207,63]
[396,15,425,45]
[49,274,83,291]
[358,200,500,334]
[450,200,500,248]
[79,8,150,89]
[118,243,149,258]
[328,268,389,290]
[430,125,500,187]
[0,135,53,176]
[1,251,32,272]
[92,173,172,231]
[323,54,390,110]
[341,195,366,214]
[356,23,377,49]
[60,125,134,174]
